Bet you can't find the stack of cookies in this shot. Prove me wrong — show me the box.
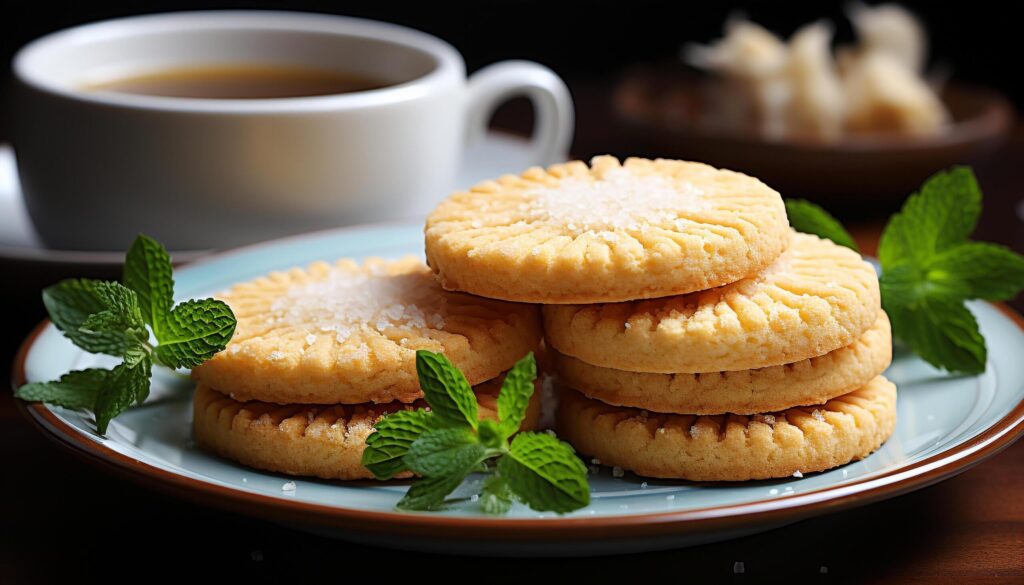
[425,156,895,480]
[191,257,542,480]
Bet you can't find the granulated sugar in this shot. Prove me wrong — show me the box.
[525,167,704,233]
[271,271,446,343]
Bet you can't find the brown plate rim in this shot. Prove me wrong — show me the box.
[10,299,1024,541]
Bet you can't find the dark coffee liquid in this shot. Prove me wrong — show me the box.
[85,65,388,99]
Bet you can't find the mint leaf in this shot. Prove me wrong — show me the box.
[404,428,485,477]
[876,166,1024,374]
[415,350,477,429]
[21,235,237,436]
[122,346,153,402]
[927,242,1024,302]
[43,279,146,355]
[396,466,475,511]
[363,409,437,480]
[878,167,981,267]
[497,352,537,438]
[78,281,147,346]
[374,353,591,514]
[476,419,504,450]
[153,299,236,369]
[885,295,986,374]
[94,354,153,435]
[878,262,925,308]
[124,234,175,335]
[15,368,108,410]
[785,199,858,251]
[479,474,515,515]
[498,432,590,513]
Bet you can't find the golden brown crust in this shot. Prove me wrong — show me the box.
[425,156,790,304]
[556,376,896,481]
[191,257,541,404]
[193,376,542,481]
[543,232,880,373]
[554,314,891,414]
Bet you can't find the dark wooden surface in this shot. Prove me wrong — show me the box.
[3,78,1023,583]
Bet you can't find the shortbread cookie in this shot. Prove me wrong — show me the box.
[192,257,541,404]
[554,314,891,414]
[544,232,880,373]
[556,376,896,481]
[425,156,790,303]
[193,376,542,481]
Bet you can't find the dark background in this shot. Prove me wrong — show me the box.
[3,2,1024,583]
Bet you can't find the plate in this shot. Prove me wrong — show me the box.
[13,222,1024,556]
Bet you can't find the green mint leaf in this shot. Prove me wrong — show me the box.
[153,299,236,369]
[15,368,108,410]
[878,166,981,267]
[875,166,1024,374]
[878,263,925,308]
[884,295,986,374]
[396,464,476,511]
[784,199,858,251]
[94,353,153,435]
[123,234,175,336]
[927,242,1024,302]
[497,352,537,438]
[476,419,504,450]
[79,281,148,346]
[43,279,146,355]
[31,235,236,436]
[497,432,590,513]
[122,344,148,368]
[479,474,515,515]
[415,350,477,429]
[403,428,486,478]
[363,409,437,480]
[123,346,153,402]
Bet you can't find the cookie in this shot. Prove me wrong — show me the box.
[425,156,790,303]
[556,376,896,481]
[193,375,542,481]
[191,257,541,405]
[544,232,880,373]
[553,313,891,414]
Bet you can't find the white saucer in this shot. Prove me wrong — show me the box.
[0,131,537,285]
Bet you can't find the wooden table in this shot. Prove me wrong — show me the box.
[3,79,1023,583]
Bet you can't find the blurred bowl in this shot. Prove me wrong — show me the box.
[613,66,1014,204]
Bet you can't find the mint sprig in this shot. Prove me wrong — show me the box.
[15,234,237,434]
[362,351,590,514]
[787,167,1024,374]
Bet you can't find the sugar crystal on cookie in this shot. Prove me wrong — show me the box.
[271,270,446,343]
[525,165,705,233]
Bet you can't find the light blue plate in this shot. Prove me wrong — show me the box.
[16,221,1024,556]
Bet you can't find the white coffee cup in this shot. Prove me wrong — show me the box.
[12,11,573,251]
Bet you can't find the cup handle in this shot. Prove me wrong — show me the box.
[465,60,574,165]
